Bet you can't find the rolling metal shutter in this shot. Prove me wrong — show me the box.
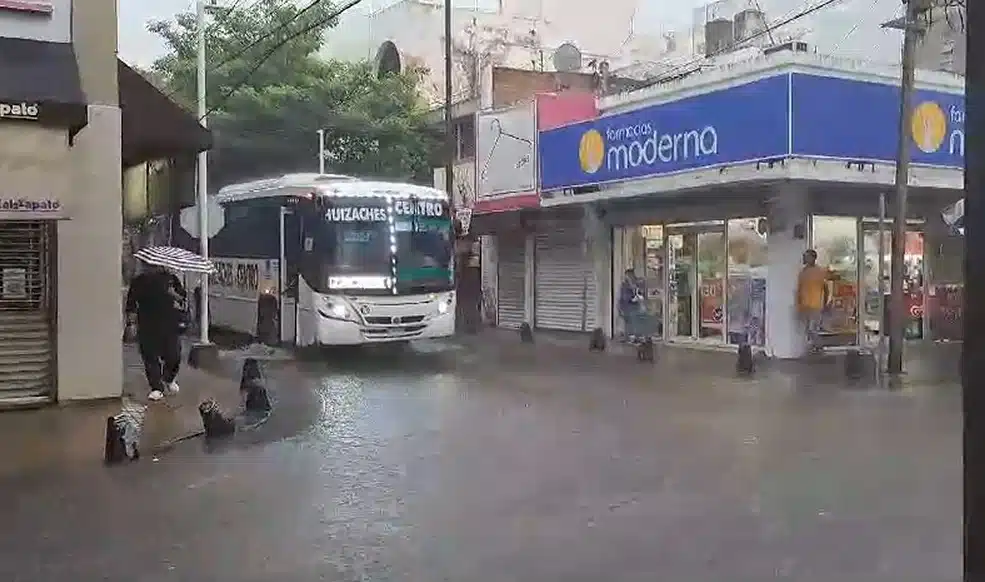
[496,237,525,328]
[534,227,597,332]
[0,221,55,402]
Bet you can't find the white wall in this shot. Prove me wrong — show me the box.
[58,104,122,401]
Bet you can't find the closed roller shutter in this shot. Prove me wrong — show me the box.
[0,221,55,401]
[496,237,525,328]
[534,227,597,332]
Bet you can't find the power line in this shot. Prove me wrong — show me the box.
[202,0,367,120]
[830,0,889,55]
[636,0,844,91]
[161,0,330,103]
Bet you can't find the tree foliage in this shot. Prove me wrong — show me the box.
[148,0,436,187]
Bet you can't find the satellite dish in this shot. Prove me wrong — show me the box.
[375,41,401,77]
[180,198,224,239]
[552,42,582,73]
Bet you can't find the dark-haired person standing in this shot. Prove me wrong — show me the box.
[124,261,186,401]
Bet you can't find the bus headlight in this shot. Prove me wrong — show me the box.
[436,293,453,315]
[321,296,349,320]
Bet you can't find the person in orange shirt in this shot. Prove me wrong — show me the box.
[796,249,829,354]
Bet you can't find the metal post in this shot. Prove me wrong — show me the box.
[443,0,454,203]
[965,0,983,577]
[877,192,887,385]
[887,0,922,375]
[316,129,325,174]
[196,0,211,344]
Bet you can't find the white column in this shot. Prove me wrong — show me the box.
[765,183,810,358]
[524,232,535,324]
[582,204,610,334]
[480,235,498,325]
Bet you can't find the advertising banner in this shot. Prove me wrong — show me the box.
[476,101,536,198]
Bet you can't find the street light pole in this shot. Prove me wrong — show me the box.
[443,0,454,202]
[887,0,926,375]
[316,129,325,174]
[196,0,211,345]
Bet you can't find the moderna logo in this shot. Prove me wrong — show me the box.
[577,121,719,175]
[911,100,963,156]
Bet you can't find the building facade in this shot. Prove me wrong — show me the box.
[0,0,209,407]
[479,49,965,358]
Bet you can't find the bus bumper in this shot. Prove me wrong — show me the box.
[315,311,456,345]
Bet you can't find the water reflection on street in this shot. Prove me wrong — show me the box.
[0,339,961,582]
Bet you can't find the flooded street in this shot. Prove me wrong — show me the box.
[0,339,961,581]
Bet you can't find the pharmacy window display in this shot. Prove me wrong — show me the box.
[811,215,928,347]
[615,225,665,339]
[726,218,768,346]
[617,218,767,347]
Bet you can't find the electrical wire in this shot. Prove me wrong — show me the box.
[159,0,331,103]
[636,0,845,90]
[202,0,367,120]
[829,0,889,55]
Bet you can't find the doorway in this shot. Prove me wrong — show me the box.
[667,222,726,343]
[859,218,925,345]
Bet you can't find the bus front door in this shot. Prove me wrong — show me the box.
[279,206,299,344]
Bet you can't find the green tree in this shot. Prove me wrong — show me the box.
[148,0,436,187]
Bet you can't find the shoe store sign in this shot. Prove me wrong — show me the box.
[0,101,40,121]
[0,1,53,15]
[0,197,67,220]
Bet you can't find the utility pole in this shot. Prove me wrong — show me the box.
[443,0,455,205]
[964,0,982,577]
[316,129,326,174]
[887,0,928,375]
[196,0,212,346]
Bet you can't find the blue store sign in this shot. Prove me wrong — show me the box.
[538,72,964,191]
[791,73,963,168]
[538,76,790,191]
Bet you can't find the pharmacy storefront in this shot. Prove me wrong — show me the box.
[538,53,964,358]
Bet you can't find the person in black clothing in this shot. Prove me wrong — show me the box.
[125,262,186,401]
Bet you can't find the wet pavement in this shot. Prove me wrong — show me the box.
[0,336,960,581]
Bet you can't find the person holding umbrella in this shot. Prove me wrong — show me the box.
[125,248,195,401]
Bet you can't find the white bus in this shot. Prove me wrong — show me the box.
[178,174,456,346]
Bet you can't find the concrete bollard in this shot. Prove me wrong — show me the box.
[240,357,271,414]
[240,357,263,390]
[844,349,874,383]
[104,402,145,465]
[736,342,755,376]
[243,378,272,414]
[198,399,236,439]
[589,327,606,352]
[256,294,279,346]
[519,322,534,343]
[188,342,219,370]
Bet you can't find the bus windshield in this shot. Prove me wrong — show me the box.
[394,206,453,293]
[313,199,391,292]
[310,196,453,294]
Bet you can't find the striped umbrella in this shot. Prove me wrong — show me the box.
[133,246,216,274]
[942,198,964,235]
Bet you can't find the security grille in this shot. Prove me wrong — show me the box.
[0,221,55,400]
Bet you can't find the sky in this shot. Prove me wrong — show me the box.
[117,0,905,69]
